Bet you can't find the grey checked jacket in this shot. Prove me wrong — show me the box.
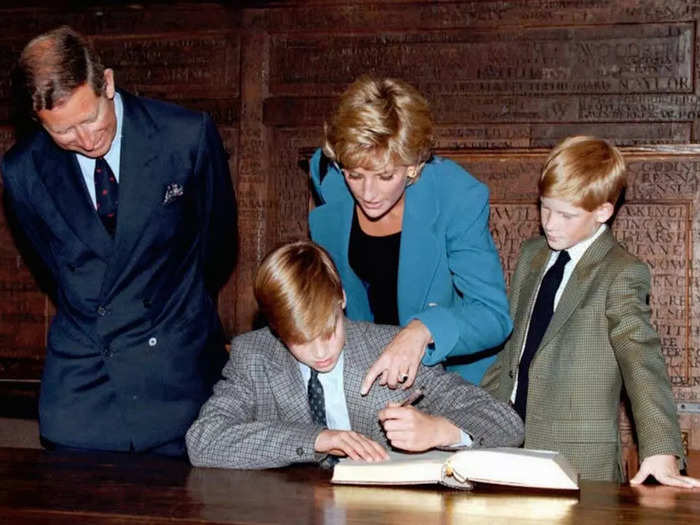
[186,320,523,469]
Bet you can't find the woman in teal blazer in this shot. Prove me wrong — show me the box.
[309,76,511,388]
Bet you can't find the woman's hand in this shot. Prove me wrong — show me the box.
[361,320,432,395]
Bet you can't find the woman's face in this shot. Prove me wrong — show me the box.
[342,163,412,221]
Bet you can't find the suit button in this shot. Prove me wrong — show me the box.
[103,347,112,358]
[508,370,514,378]
[67,263,76,272]
[296,447,304,456]
[143,298,151,308]
[97,306,106,316]
[148,337,157,347]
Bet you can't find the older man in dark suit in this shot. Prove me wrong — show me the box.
[1,26,236,456]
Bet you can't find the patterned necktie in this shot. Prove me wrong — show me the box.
[514,250,571,421]
[308,370,339,468]
[94,157,119,236]
[308,369,328,426]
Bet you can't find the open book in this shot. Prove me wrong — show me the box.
[331,447,579,491]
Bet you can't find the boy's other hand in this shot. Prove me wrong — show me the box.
[378,403,460,452]
[361,320,432,395]
[314,429,389,462]
[630,454,700,488]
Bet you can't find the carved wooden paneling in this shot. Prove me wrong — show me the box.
[1,0,700,453]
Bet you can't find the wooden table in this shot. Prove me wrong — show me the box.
[1,447,699,524]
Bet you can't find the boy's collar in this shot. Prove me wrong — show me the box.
[552,224,607,265]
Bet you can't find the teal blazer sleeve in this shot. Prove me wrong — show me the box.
[309,149,512,384]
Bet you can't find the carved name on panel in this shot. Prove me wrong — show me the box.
[95,35,238,97]
[270,23,692,97]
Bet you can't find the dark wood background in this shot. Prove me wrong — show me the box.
[0,1,699,454]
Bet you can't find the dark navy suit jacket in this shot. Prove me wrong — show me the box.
[1,91,236,453]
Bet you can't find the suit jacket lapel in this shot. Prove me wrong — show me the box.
[538,229,616,351]
[397,177,441,323]
[100,92,161,293]
[39,138,113,260]
[266,337,313,423]
[511,243,550,371]
[313,199,372,320]
[342,321,369,431]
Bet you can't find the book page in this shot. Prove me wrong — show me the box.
[332,450,453,485]
[449,448,579,490]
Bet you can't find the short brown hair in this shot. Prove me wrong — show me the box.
[323,76,433,178]
[539,136,626,211]
[254,241,344,345]
[19,25,106,113]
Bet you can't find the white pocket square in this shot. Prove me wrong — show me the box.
[163,183,184,205]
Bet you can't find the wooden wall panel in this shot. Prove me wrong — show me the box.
[1,0,699,457]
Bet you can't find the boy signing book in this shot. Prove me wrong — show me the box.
[187,241,523,469]
[482,136,699,487]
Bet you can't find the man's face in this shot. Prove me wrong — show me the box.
[286,314,346,373]
[540,196,612,251]
[38,69,117,158]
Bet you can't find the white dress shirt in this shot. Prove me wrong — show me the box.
[510,224,607,402]
[76,92,124,208]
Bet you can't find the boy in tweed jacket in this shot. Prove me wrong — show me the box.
[482,136,698,487]
[187,241,523,469]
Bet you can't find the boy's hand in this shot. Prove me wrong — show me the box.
[630,454,700,488]
[314,429,389,461]
[378,403,460,452]
[361,320,432,395]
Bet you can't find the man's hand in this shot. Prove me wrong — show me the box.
[314,429,389,461]
[361,320,432,395]
[378,403,460,452]
[630,454,700,488]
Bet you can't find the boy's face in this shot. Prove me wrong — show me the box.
[286,314,346,373]
[540,196,613,251]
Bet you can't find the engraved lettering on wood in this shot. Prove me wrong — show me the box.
[263,1,700,35]
[270,24,692,97]
[580,94,699,121]
[530,123,691,147]
[628,159,700,201]
[96,36,237,93]
[613,203,692,386]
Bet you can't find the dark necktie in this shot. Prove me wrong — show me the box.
[94,157,119,236]
[514,250,571,421]
[308,370,339,468]
[308,370,328,426]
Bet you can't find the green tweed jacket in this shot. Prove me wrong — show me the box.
[482,229,684,481]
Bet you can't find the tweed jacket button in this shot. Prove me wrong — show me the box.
[508,370,514,378]
[296,447,304,456]
[148,337,157,347]
[478,437,485,446]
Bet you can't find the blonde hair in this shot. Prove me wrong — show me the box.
[323,76,433,180]
[539,136,626,211]
[254,241,344,345]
